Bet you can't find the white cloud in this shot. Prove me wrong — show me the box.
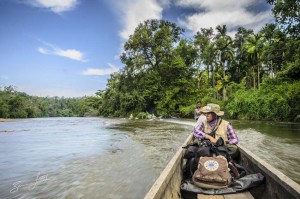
[175,0,254,10]
[38,41,87,62]
[38,47,49,54]
[26,0,79,14]
[82,64,119,76]
[110,0,272,54]
[175,0,273,34]
[55,49,86,62]
[114,0,166,40]
[108,0,170,59]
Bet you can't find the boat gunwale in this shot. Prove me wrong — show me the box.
[144,133,300,199]
[237,144,300,198]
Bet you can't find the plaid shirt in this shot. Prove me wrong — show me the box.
[194,119,238,144]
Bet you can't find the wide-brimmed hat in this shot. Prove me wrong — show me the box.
[200,103,224,116]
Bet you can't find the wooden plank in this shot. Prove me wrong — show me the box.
[224,192,254,199]
[197,191,253,199]
[197,194,224,199]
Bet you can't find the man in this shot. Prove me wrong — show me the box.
[194,101,202,120]
[194,103,239,158]
[194,101,206,128]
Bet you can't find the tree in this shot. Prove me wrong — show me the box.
[231,27,254,85]
[261,24,286,77]
[0,86,98,118]
[243,33,266,89]
[266,0,300,81]
[215,25,234,100]
[194,28,215,89]
[118,19,186,115]
[267,0,300,38]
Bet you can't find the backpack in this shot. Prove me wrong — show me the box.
[192,155,231,189]
[182,140,247,183]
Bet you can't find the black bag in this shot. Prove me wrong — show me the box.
[183,144,199,159]
[183,157,198,179]
[182,140,246,181]
[182,142,213,179]
[183,141,213,160]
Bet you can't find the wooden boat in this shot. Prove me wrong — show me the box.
[144,133,300,199]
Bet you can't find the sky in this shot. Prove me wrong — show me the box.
[0,0,274,97]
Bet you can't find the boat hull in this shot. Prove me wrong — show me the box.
[144,134,300,199]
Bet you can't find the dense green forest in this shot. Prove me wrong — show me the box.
[0,86,100,118]
[98,0,300,121]
[0,0,299,121]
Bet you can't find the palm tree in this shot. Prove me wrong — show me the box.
[243,33,265,89]
[215,25,234,100]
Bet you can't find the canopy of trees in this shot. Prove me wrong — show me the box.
[97,0,300,121]
[0,86,100,118]
[1,0,299,121]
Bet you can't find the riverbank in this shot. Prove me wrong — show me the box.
[0,118,14,122]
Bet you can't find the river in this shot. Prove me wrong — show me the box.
[0,117,299,199]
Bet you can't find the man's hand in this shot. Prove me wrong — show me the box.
[205,134,217,143]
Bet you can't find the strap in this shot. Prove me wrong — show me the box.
[228,162,240,179]
[189,157,198,178]
[208,118,222,138]
[231,161,247,177]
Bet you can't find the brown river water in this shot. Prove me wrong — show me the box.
[0,117,299,199]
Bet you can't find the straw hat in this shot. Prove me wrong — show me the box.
[200,103,224,116]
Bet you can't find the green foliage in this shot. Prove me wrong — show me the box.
[97,16,298,121]
[0,86,100,118]
[3,4,299,122]
[100,19,198,118]
[226,79,300,121]
[136,112,154,119]
[178,105,195,118]
[279,58,300,80]
[267,0,300,38]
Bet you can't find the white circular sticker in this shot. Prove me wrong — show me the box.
[204,160,219,171]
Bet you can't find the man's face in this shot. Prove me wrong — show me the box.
[204,112,214,122]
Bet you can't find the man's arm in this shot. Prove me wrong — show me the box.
[227,124,239,144]
[194,122,217,143]
[193,122,205,139]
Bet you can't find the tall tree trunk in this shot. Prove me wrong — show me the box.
[207,65,210,87]
[257,63,260,89]
[253,67,256,89]
[212,64,217,99]
[222,60,226,100]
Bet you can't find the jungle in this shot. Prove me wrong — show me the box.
[0,0,299,121]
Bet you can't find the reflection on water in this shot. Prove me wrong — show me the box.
[0,117,299,199]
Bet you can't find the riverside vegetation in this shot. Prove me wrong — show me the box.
[0,0,299,121]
